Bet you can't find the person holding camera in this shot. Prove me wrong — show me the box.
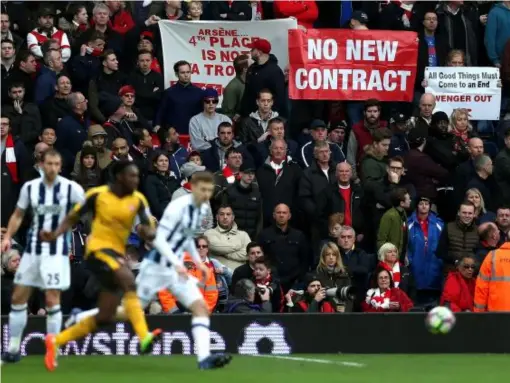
[316,242,353,312]
[287,274,335,313]
[252,256,283,312]
[223,279,272,314]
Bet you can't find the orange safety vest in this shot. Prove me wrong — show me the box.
[473,242,510,312]
[158,253,219,313]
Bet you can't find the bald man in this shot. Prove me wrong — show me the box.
[25,142,50,180]
[257,203,309,291]
[454,137,486,206]
[475,222,501,264]
[100,138,131,184]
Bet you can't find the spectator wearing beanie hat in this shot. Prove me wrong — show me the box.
[349,10,369,30]
[189,88,232,151]
[425,111,458,172]
[240,38,286,118]
[118,85,151,131]
[389,112,411,158]
[327,121,347,157]
[403,126,449,201]
[99,92,135,147]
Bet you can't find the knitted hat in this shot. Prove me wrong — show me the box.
[98,92,123,118]
[431,111,449,126]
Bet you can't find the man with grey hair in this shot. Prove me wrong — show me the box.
[410,93,436,131]
[224,279,272,313]
[256,138,302,226]
[55,92,90,176]
[466,154,497,211]
[337,225,375,310]
[34,49,64,105]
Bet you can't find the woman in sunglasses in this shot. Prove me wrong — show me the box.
[440,255,476,312]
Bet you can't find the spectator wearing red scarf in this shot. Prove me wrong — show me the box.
[440,255,476,312]
[273,0,318,30]
[252,256,284,312]
[449,108,474,159]
[1,115,29,226]
[362,268,413,312]
[377,242,412,296]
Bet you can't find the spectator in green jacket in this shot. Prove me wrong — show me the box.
[377,187,411,257]
[222,54,250,123]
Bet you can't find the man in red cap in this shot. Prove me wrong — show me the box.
[240,38,285,121]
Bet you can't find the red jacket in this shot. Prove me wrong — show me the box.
[361,288,414,312]
[273,1,318,29]
[440,271,475,312]
[110,9,135,36]
[352,120,388,163]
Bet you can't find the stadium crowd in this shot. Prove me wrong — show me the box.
[1,0,510,316]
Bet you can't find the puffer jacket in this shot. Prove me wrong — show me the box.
[204,223,252,270]
[407,212,444,291]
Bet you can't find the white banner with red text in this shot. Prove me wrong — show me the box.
[288,29,418,102]
[424,67,501,121]
[158,19,297,106]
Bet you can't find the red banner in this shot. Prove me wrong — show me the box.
[288,29,418,102]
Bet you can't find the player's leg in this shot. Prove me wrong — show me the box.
[172,277,231,369]
[3,252,40,362]
[2,285,32,362]
[45,290,120,372]
[44,290,62,337]
[113,264,161,352]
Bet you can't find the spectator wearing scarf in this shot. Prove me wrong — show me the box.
[362,268,413,312]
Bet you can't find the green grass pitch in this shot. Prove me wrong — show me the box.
[2,354,509,383]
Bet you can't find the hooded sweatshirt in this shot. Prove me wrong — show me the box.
[71,124,112,177]
[485,3,510,65]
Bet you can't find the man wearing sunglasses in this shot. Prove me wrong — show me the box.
[189,88,231,152]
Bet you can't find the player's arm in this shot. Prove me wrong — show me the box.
[136,193,156,241]
[40,187,95,242]
[1,183,29,251]
[152,204,186,274]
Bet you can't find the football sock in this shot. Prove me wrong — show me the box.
[55,316,97,347]
[8,303,28,354]
[123,291,149,341]
[46,305,62,335]
[191,316,211,362]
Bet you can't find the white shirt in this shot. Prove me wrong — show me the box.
[17,176,85,256]
[150,194,210,267]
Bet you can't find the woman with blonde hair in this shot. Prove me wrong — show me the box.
[446,49,465,67]
[377,242,411,295]
[449,108,473,160]
[316,242,352,312]
[464,188,496,224]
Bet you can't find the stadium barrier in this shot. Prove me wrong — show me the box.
[2,313,509,355]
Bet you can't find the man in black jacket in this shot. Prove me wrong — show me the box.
[240,39,285,117]
[231,242,264,290]
[2,51,37,103]
[453,137,484,206]
[224,279,272,314]
[219,162,262,239]
[258,203,309,292]
[128,50,163,123]
[256,139,302,226]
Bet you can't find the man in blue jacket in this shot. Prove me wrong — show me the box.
[154,60,203,134]
[485,2,510,67]
[407,196,444,306]
[35,49,64,105]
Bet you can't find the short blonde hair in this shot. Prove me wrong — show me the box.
[377,242,399,262]
[317,242,345,273]
[449,108,473,132]
[465,188,487,214]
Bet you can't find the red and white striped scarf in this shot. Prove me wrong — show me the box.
[4,134,18,183]
[366,288,391,309]
[270,160,284,175]
[380,261,401,288]
[222,166,237,184]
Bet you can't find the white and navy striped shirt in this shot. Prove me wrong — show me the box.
[149,194,210,267]
[17,176,85,256]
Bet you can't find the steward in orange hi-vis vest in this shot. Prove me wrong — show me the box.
[158,253,218,313]
[474,242,510,312]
